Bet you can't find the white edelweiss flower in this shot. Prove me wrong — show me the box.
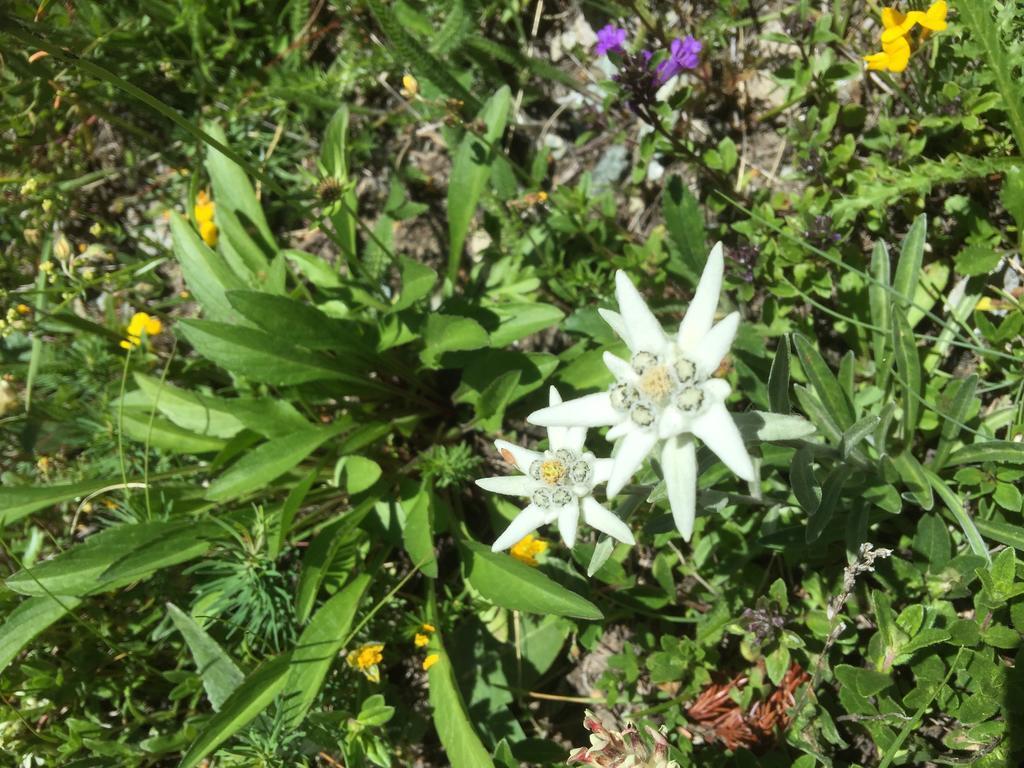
[526,243,756,541]
[476,387,636,551]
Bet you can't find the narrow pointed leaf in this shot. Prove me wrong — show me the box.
[166,603,244,711]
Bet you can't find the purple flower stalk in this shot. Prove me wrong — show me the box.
[595,24,628,56]
[654,36,702,84]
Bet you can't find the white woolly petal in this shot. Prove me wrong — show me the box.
[528,392,620,428]
[598,308,631,347]
[582,496,636,545]
[492,504,547,551]
[606,429,659,498]
[657,405,689,440]
[564,426,587,453]
[475,476,536,496]
[592,458,614,484]
[678,242,724,350]
[615,270,667,354]
[546,386,569,450]
[662,436,698,541]
[603,351,638,383]
[691,402,756,482]
[493,439,542,474]
[557,498,580,549]
[606,420,635,441]
[693,312,740,378]
[702,378,732,403]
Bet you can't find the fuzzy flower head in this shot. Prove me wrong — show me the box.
[655,36,702,84]
[529,244,756,541]
[595,24,628,56]
[477,387,636,551]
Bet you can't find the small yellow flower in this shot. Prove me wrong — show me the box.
[346,642,384,683]
[420,623,435,633]
[89,222,103,237]
[510,533,548,567]
[199,220,219,247]
[400,73,419,98]
[865,2,947,74]
[414,633,430,647]
[54,235,72,260]
[120,311,162,350]
[16,304,31,316]
[194,191,218,246]
[422,653,439,671]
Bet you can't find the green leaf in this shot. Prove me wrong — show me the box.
[203,122,275,247]
[913,514,951,571]
[393,256,437,311]
[793,334,855,431]
[166,603,244,711]
[475,370,522,431]
[0,478,129,530]
[269,468,317,560]
[869,240,892,386]
[892,214,926,313]
[215,205,272,285]
[116,407,228,454]
[841,414,880,459]
[339,455,383,495]
[178,652,291,768]
[891,311,922,438]
[790,446,821,514]
[462,540,602,620]
[807,465,850,544]
[447,86,511,281]
[945,440,1024,467]
[133,373,245,438]
[958,1,1024,154]
[226,291,370,355]
[488,303,564,347]
[662,176,706,279]
[280,574,371,728]
[767,337,791,414]
[834,664,893,697]
[0,595,82,675]
[399,482,437,578]
[420,314,489,367]
[177,319,359,387]
[925,469,990,563]
[205,424,344,502]
[283,249,342,289]
[890,450,934,511]
[6,520,219,597]
[975,518,1024,552]
[426,636,496,768]
[931,375,978,469]
[170,214,247,323]
[954,244,1001,276]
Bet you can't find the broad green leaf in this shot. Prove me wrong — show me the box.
[166,603,244,711]
[733,411,816,442]
[283,249,342,288]
[226,291,371,355]
[6,520,220,597]
[767,337,791,414]
[177,319,359,387]
[890,450,933,511]
[203,122,275,247]
[398,481,437,578]
[133,373,245,438]
[1,478,126,530]
[426,636,496,768]
[913,514,951,571]
[906,262,949,329]
[170,214,247,323]
[945,440,1024,467]
[269,469,317,559]
[869,240,891,386]
[280,574,370,728]
[891,311,922,438]
[925,469,990,563]
[216,205,271,285]
[834,664,893,697]
[420,314,489,367]
[792,384,842,444]
[393,256,437,311]
[663,175,706,280]
[931,375,978,469]
[339,455,383,495]
[488,303,564,347]
[0,595,82,675]
[475,369,521,431]
[892,214,926,313]
[462,540,603,620]
[447,86,511,281]
[178,652,291,768]
[116,407,228,454]
[975,518,1024,552]
[205,424,344,502]
[793,334,855,431]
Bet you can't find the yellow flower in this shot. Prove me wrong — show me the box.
[422,653,439,671]
[194,191,218,246]
[16,304,31,315]
[401,73,419,98]
[866,2,947,74]
[510,533,548,567]
[420,623,435,633]
[346,642,384,683]
[120,311,162,350]
[414,633,430,647]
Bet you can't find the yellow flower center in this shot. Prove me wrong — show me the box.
[637,365,673,403]
[539,460,567,485]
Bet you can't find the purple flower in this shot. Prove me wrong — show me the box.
[654,36,702,84]
[595,24,628,56]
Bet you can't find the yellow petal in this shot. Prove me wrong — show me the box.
[194,202,215,224]
[880,7,906,30]
[864,52,891,71]
[921,1,948,31]
[144,316,162,336]
[199,220,219,246]
[422,653,439,671]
